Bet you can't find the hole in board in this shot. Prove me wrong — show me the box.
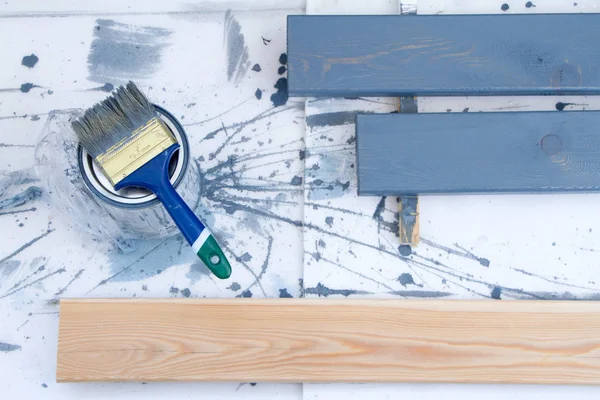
[210,255,220,264]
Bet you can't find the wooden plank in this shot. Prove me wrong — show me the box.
[58,298,600,384]
[356,111,600,195]
[398,196,419,244]
[287,14,600,97]
[398,97,419,245]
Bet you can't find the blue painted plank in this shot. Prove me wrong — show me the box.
[287,14,600,97]
[356,111,600,195]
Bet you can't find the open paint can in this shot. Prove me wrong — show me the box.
[35,107,201,251]
[77,105,189,209]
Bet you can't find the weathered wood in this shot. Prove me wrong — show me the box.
[287,14,600,97]
[58,298,600,384]
[357,111,600,195]
[398,97,419,245]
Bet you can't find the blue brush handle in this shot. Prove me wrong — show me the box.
[114,144,231,279]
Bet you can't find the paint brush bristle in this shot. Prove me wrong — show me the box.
[72,81,157,158]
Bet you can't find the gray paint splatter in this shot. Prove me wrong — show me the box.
[306,111,374,129]
[89,83,114,92]
[54,269,85,296]
[169,286,179,294]
[21,54,39,68]
[0,342,21,352]
[238,289,252,298]
[224,10,250,83]
[491,286,502,299]
[387,290,452,298]
[255,88,262,100]
[325,216,334,227]
[421,238,490,267]
[270,78,288,107]
[305,282,370,297]
[252,64,261,72]
[0,230,54,265]
[398,245,412,257]
[87,19,170,84]
[398,272,422,287]
[0,186,42,210]
[227,282,241,291]
[20,83,37,93]
[279,288,293,298]
[181,288,191,297]
[290,176,303,186]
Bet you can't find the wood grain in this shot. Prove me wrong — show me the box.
[287,14,600,97]
[57,298,600,384]
[356,111,600,195]
[397,97,419,245]
[399,196,419,244]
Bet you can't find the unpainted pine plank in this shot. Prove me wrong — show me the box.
[58,298,600,384]
[287,14,600,97]
[356,111,600,195]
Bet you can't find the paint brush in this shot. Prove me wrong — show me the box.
[72,82,232,279]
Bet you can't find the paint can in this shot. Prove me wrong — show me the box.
[77,105,189,209]
[35,107,201,251]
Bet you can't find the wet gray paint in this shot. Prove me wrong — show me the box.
[224,10,250,83]
[21,54,39,68]
[279,288,293,298]
[255,88,262,100]
[181,288,191,297]
[0,342,21,352]
[87,19,170,84]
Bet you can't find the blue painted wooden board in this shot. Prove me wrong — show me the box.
[287,14,600,97]
[356,111,600,195]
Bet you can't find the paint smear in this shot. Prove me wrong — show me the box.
[0,342,21,352]
[224,10,250,84]
[87,19,170,84]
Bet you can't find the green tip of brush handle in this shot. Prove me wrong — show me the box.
[195,234,232,279]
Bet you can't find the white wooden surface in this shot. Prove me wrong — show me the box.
[1,0,600,399]
[0,2,304,399]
